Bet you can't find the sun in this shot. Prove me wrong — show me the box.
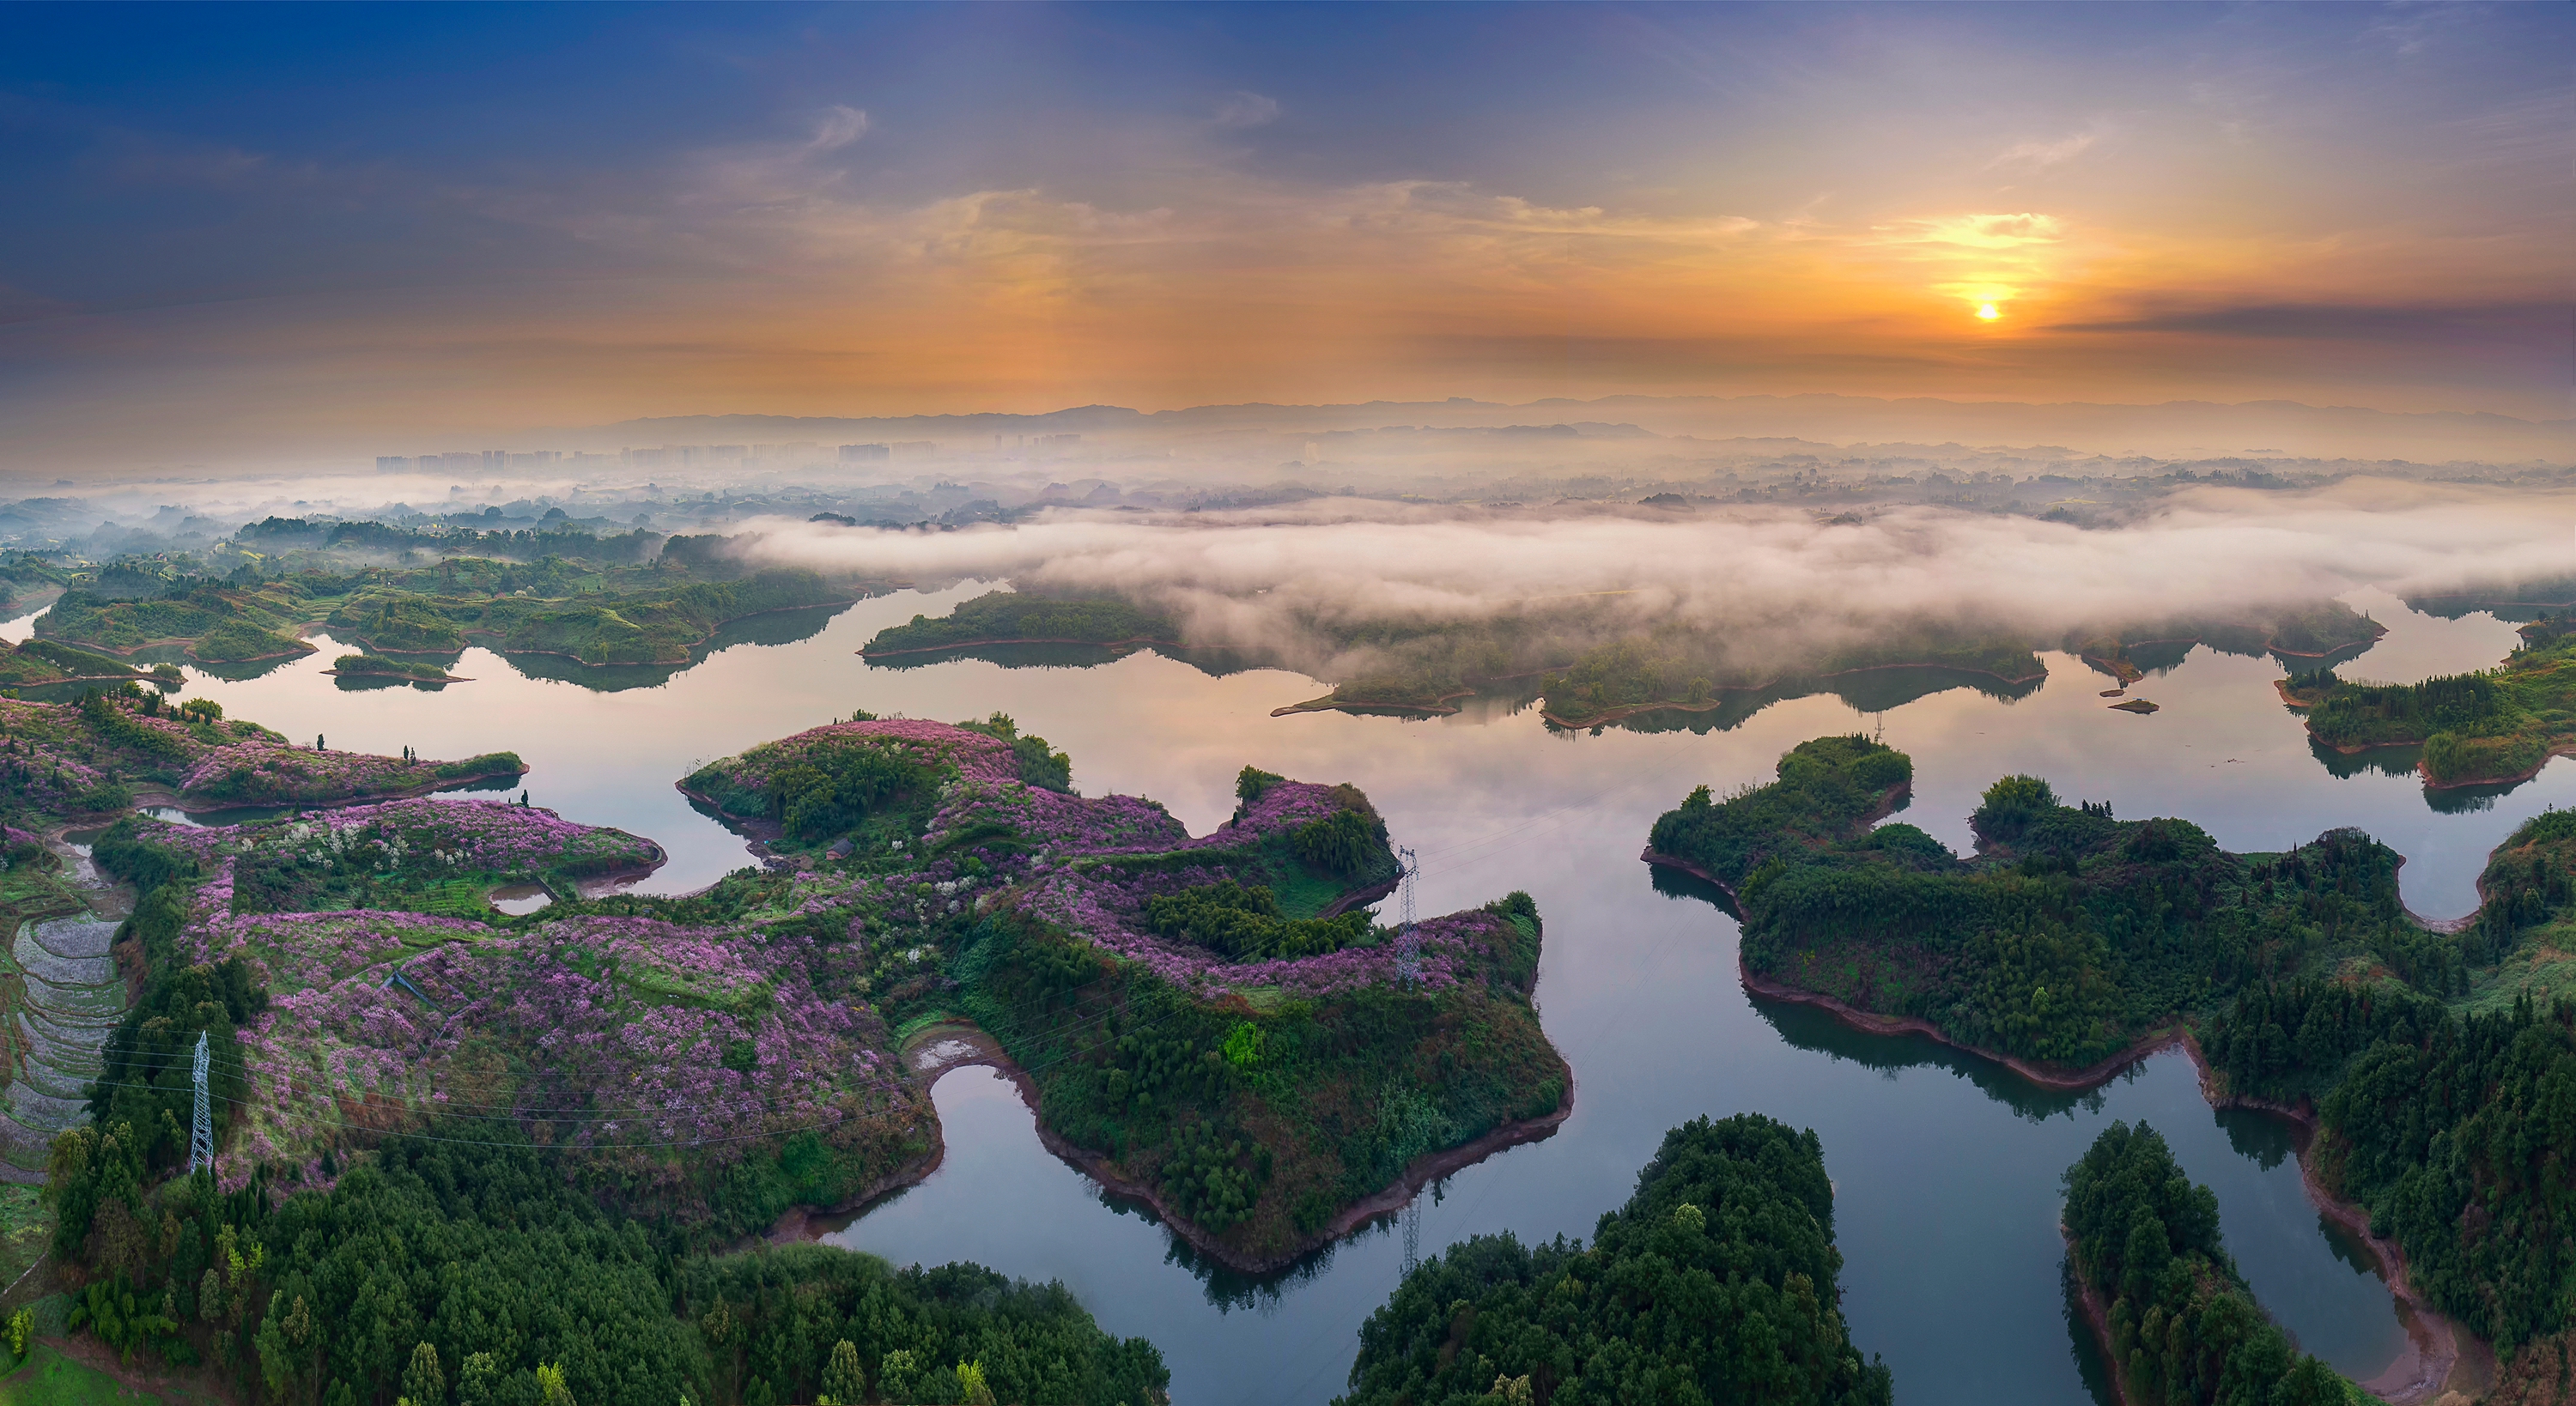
[1976,303,2001,322]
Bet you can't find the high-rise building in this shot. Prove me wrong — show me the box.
[481,450,506,469]
[376,456,412,473]
[839,443,890,463]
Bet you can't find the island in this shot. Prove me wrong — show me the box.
[678,717,1572,1271]
[860,589,1183,660]
[1645,735,2573,1397]
[2296,611,2576,789]
[326,653,468,686]
[1334,1114,1893,1406]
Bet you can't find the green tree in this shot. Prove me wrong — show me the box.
[818,1340,865,1406]
[404,1341,447,1406]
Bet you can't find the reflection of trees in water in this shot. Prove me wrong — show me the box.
[2301,736,2534,813]
[2306,736,2424,782]
[1113,1182,1356,1311]
[2062,1258,2122,1406]
[2213,1104,2299,1172]
[1747,996,2121,1124]
[866,641,1257,678]
[1648,860,1741,918]
[498,603,856,693]
[1569,664,2044,737]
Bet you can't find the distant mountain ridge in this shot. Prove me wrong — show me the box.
[572,391,2573,464]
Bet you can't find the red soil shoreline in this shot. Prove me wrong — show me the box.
[1744,962,2488,1401]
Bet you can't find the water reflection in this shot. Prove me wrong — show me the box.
[1747,994,2119,1126]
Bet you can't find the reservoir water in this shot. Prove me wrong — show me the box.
[15,585,2554,1403]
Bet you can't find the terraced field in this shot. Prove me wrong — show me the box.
[0,847,129,1184]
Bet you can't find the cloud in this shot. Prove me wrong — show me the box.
[805,106,871,152]
[1987,132,2099,169]
[1875,212,2066,249]
[2046,301,2575,341]
[1212,91,1282,129]
[724,481,2576,680]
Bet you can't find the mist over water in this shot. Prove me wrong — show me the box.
[732,480,2576,676]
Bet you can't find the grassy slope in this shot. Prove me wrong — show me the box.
[0,1345,172,1406]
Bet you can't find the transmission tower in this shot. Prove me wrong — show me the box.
[1400,1198,1421,1278]
[187,1031,213,1175]
[1394,845,1420,987]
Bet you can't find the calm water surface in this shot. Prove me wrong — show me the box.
[28,586,2561,1404]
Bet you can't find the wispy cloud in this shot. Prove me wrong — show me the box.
[1874,213,2067,249]
[1212,92,1281,129]
[1987,132,2099,169]
[805,106,870,153]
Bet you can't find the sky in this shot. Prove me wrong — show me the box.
[0,3,2567,468]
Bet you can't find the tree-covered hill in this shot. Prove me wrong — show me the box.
[1335,1114,1893,1406]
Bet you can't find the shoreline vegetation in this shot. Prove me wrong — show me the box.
[677,719,1575,1273]
[1644,735,2573,1401]
[865,588,2385,735]
[2291,612,2576,791]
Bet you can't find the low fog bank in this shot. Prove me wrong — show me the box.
[730,480,2576,679]
[6,390,2568,495]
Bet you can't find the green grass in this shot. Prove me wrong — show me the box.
[0,1186,48,1293]
[0,1345,164,1406]
[2456,920,2576,1017]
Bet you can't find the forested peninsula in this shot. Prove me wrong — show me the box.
[1646,736,2575,1390]
[2294,611,2576,789]
[678,718,1571,1271]
[2063,1122,2366,1405]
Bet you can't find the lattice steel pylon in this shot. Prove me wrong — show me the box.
[1394,845,1420,988]
[1400,1198,1421,1278]
[187,1031,213,1175]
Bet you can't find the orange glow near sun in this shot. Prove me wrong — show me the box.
[1977,303,2002,322]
